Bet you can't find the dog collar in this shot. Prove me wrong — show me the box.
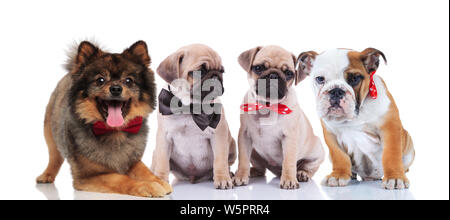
[92,117,143,136]
[240,103,292,115]
[369,71,377,99]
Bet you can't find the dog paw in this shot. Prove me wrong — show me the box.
[297,170,311,182]
[322,173,351,187]
[214,174,233,190]
[382,176,410,190]
[233,170,250,186]
[130,181,166,198]
[36,173,56,183]
[154,172,169,183]
[280,175,299,189]
[158,180,173,195]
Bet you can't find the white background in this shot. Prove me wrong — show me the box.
[0,0,448,200]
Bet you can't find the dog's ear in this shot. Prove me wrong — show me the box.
[291,53,300,85]
[122,40,151,67]
[238,46,262,72]
[157,51,184,83]
[360,48,387,74]
[296,51,318,84]
[75,41,103,68]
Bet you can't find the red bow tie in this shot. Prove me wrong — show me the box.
[92,117,143,136]
[369,71,377,99]
[240,103,292,115]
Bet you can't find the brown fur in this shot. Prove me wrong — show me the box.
[321,120,352,181]
[347,50,411,184]
[298,48,414,189]
[36,41,171,197]
[296,51,318,83]
[36,100,65,183]
[346,51,371,108]
[75,96,103,124]
[379,79,413,183]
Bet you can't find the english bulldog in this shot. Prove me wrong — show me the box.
[151,44,236,189]
[297,48,415,189]
[233,46,324,189]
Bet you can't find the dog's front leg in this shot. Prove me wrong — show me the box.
[212,123,233,190]
[381,115,409,190]
[280,129,300,189]
[321,121,352,187]
[128,161,173,195]
[233,124,253,186]
[151,126,171,182]
[73,173,167,198]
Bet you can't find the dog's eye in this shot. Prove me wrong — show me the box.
[285,70,294,80]
[201,64,208,75]
[96,77,105,86]
[252,65,265,74]
[125,77,133,85]
[315,76,325,84]
[347,75,363,86]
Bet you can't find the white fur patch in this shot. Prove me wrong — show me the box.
[162,113,216,178]
[312,49,394,180]
[322,76,392,180]
[310,49,358,120]
[310,49,351,96]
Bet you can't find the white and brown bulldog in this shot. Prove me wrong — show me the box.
[151,44,236,189]
[234,46,324,189]
[297,48,415,189]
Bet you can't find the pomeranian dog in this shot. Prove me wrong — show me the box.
[36,40,172,197]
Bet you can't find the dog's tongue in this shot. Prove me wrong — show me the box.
[106,104,124,127]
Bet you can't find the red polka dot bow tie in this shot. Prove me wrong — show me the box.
[369,71,377,99]
[92,117,143,136]
[240,103,292,115]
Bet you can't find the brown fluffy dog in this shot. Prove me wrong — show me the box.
[36,40,172,197]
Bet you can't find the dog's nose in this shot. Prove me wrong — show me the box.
[268,72,279,79]
[329,88,345,100]
[110,85,123,96]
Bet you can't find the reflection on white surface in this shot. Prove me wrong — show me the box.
[73,191,170,200]
[321,180,415,200]
[35,176,415,200]
[170,177,326,200]
[35,183,60,200]
[35,183,170,200]
[171,176,414,200]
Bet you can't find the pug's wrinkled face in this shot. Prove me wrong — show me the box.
[238,46,298,103]
[157,44,224,105]
[297,48,386,123]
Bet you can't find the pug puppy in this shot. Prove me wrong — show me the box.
[151,44,236,189]
[234,46,324,189]
[297,48,414,189]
